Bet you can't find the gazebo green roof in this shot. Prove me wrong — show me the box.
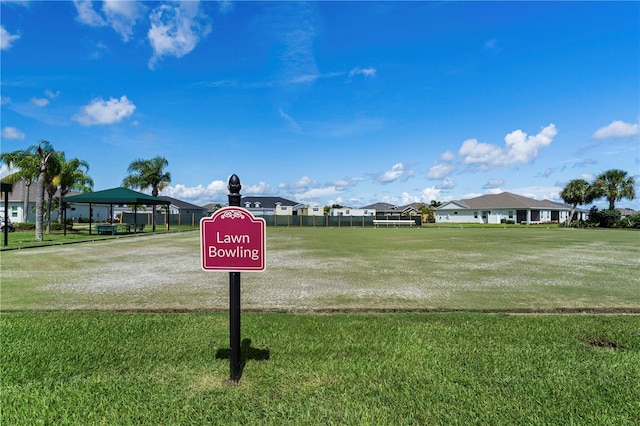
[62,187,170,205]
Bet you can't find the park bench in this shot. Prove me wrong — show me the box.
[373,219,416,227]
[96,224,117,235]
[133,224,145,232]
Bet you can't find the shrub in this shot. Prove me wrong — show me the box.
[588,208,621,228]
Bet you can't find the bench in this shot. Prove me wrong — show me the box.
[373,219,416,227]
[133,224,145,233]
[97,224,117,235]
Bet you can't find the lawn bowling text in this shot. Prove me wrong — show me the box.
[208,232,259,261]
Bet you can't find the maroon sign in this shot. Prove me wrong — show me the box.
[200,207,266,271]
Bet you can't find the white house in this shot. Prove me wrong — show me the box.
[240,196,305,216]
[436,192,584,224]
[329,208,376,217]
[0,180,109,223]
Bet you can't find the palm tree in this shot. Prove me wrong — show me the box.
[122,156,171,231]
[0,148,40,222]
[34,142,55,241]
[54,152,93,224]
[593,169,636,211]
[559,179,595,226]
[0,141,55,240]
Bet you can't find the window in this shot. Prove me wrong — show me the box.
[474,211,478,218]
[453,211,458,215]
[244,202,251,208]
[509,211,513,219]
[11,206,18,218]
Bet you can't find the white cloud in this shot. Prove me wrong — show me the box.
[426,163,455,179]
[74,0,107,26]
[375,163,414,183]
[148,2,212,69]
[73,0,142,41]
[73,95,136,126]
[459,124,557,170]
[0,25,20,50]
[437,177,456,189]
[102,0,143,41]
[30,97,50,107]
[243,181,276,195]
[482,178,504,189]
[439,151,455,161]
[295,185,341,201]
[592,120,639,140]
[162,180,227,205]
[1,127,25,140]
[349,66,377,79]
[0,96,10,105]
[421,186,442,203]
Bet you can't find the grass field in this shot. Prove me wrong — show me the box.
[1,227,638,312]
[1,227,639,424]
[2,312,639,425]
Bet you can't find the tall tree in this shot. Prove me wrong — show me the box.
[593,169,636,211]
[0,148,40,222]
[34,142,55,241]
[44,152,62,234]
[54,153,93,224]
[559,179,595,226]
[122,156,171,231]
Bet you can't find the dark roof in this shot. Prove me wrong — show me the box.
[62,187,169,205]
[159,196,206,210]
[240,196,303,209]
[3,179,69,202]
[361,202,398,211]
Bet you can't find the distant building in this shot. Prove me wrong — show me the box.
[240,196,305,216]
[436,192,584,224]
[0,179,109,223]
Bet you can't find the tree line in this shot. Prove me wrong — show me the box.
[1,140,171,241]
[560,169,636,227]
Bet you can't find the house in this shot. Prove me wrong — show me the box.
[158,196,208,216]
[0,179,110,223]
[329,207,375,217]
[435,192,583,224]
[298,205,325,216]
[361,202,421,218]
[240,196,305,216]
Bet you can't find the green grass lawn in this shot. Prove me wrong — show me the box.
[1,227,638,424]
[1,226,638,312]
[2,312,639,425]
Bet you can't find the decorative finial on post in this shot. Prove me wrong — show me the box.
[228,174,241,207]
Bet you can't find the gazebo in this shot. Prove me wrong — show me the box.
[62,187,171,235]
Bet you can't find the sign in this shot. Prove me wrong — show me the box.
[200,206,266,271]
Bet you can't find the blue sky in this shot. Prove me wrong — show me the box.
[1,1,639,209]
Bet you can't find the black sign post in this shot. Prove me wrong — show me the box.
[227,174,242,382]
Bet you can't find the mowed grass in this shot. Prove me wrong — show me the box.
[1,228,639,424]
[2,312,639,425]
[1,226,638,311]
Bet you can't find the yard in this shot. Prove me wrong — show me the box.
[1,227,639,424]
[1,226,638,312]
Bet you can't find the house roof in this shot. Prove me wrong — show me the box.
[62,187,170,205]
[2,179,70,202]
[240,196,304,209]
[438,192,573,210]
[159,196,206,210]
[361,202,396,211]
